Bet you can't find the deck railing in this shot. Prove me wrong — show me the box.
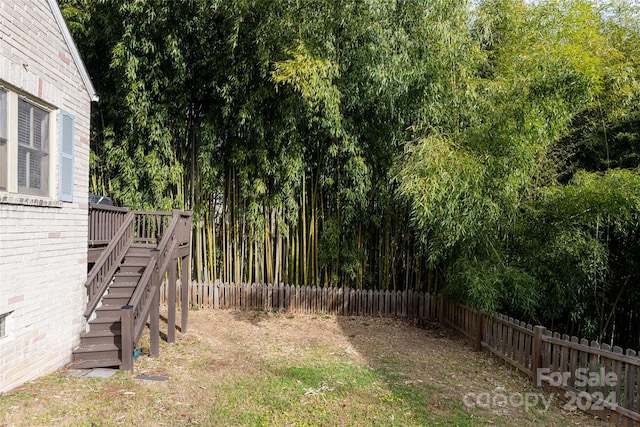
[132,211,173,246]
[85,211,135,317]
[88,205,130,246]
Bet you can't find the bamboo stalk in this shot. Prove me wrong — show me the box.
[302,177,308,286]
[274,206,281,286]
[196,219,202,282]
[212,202,218,281]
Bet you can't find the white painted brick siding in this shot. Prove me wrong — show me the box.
[0,0,92,391]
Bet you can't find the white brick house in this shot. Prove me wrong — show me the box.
[0,0,97,392]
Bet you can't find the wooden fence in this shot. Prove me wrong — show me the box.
[161,280,439,320]
[441,300,640,426]
[159,280,640,425]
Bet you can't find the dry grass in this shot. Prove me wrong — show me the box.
[0,309,607,426]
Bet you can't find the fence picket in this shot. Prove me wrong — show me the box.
[305,285,310,314]
[637,351,640,421]
[362,289,367,316]
[501,316,508,358]
[516,322,524,367]
[344,288,350,315]
[579,338,589,393]
[625,349,637,417]
[559,334,568,379]
[611,346,624,425]
[331,287,337,315]
[402,290,408,318]
[220,283,229,309]
[546,331,556,393]
[384,290,390,317]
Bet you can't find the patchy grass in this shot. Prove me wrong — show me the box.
[0,310,605,426]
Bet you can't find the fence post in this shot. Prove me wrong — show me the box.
[475,312,483,351]
[532,325,546,384]
[121,305,134,372]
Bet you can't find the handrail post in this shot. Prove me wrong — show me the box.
[121,305,134,372]
[150,278,160,358]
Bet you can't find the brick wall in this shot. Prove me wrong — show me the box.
[0,0,92,391]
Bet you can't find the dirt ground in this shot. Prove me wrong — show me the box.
[142,309,605,425]
[0,309,607,426]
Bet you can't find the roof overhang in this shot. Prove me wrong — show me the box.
[46,0,99,102]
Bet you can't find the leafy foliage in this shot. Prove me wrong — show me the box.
[397,0,640,347]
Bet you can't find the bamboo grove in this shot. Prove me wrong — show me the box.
[64,0,448,291]
[62,0,640,349]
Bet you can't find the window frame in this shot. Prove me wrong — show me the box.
[0,84,57,200]
[17,98,50,196]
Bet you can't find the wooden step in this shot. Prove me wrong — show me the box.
[123,254,152,264]
[118,264,147,274]
[95,305,123,318]
[120,255,150,267]
[127,245,155,256]
[70,358,122,369]
[80,330,122,346]
[109,282,137,293]
[73,343,121,361]
[113,272,141,284]
[102,292,133,306]
[88,316,121,332]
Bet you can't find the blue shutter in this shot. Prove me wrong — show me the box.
[59,110,74,202]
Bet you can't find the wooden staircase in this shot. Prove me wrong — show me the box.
[72,246,153,369]
[71,206,192,371]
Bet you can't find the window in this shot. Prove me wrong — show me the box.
[0,85,73,202]
[18,99,49,196]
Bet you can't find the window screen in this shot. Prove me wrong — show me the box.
[17,99,48,195]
